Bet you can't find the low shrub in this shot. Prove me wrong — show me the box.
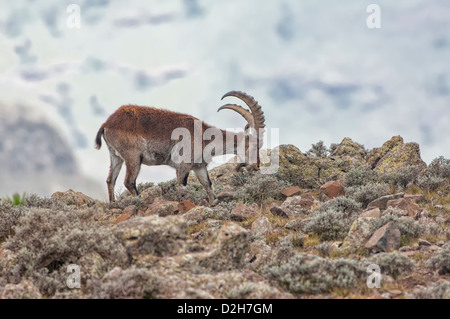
[371,211,421,241]
[2,208,129,297]
[108,194,148,210]
[363,252,414,279]
[233,172,290,204]
[304,197,361,240]
[158,179,209,205]
[344,167,379,187]
[136,182,155,194]
[417,174,446,192]
[410,281,450,299]
[345,182,390,208]
[416,156,450,192]
[381,165,423,190]
[87,266,153,299]
[0,200,26,242]
[307,141,329,158]
[24,193,66,209]
[426,244,450,275]
[260,253,365,294]
[212,201,237,220]
[427,156,450,180]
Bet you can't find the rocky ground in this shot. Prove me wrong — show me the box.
[0,135,449,299]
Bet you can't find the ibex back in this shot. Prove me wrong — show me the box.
[95,91,265,204]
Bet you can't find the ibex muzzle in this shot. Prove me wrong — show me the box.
[95,91,265,204]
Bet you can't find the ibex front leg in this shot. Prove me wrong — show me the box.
[176,164,191,186]
[193,166,215,205]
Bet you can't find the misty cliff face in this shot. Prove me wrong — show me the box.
[0,115,78,176]
[0,108,106,198]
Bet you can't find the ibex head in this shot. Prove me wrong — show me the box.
[218,91,266,171]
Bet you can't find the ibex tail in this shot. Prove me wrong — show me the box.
[95,124,105,150]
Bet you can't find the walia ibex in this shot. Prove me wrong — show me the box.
[95,91,265,204]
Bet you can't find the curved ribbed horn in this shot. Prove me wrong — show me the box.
[221,91,266,168]
[217,104,255,129]
[221,91,266,132]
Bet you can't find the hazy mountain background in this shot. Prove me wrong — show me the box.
[0,0,449,200]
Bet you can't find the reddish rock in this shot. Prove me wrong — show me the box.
[270,206,290,219]
[216,190,236,201]
[51,189,94,206]
[145,201,179,216]
[231,203,258,221]
[282,196,314,217]
[281,186,302,197]
[365,221,401,252]
[178,200,196,214]
[367,193,404,210]
[388,289,402,297]
[139,186,161,204]
[418,239,431,247]
[110,208,122,215]
[114,213,131,225]
[123,205,137,216]
[360,208,381,218]
[403,194,426,204]
[300,193,315,202]
[386,198,422,218]
[319,181,344,199]
[400,251,417,258]
[251,217,271,236]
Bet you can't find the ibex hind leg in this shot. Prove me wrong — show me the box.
[106,147,124,202]
[124,156,142,197]
[193,166,215,205]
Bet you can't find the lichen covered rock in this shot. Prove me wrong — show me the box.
[365,221,401,252]
[331,137,366,165]
[51,189,95,206]
[368,136,426,174]
[341,217,379,253]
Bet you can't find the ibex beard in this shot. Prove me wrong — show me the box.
[95,91,266,204]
